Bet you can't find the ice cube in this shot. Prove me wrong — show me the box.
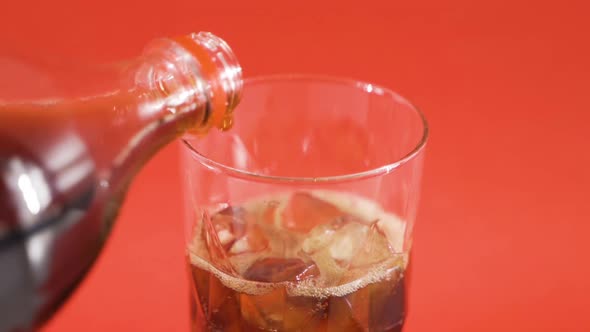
[283,297,328,331]
[240,267,326,330]
[307,222,368,268]
[328,223,369,266]
[299,220,360,285]
[216,228,234,247]
[301,215,367,254]
[301,223,337,255]
[282,192,347,233]
[229,237,249,255]
[206,275,243,331]
[211,206,249,249]
[303,220,396,286]
[240,288,286,330]
[348,222,395,269]
[229,224,269,255]
[324,261,406,331]
[243,257,319,283]
[308,248,348,286]
[326,294,367,331]
[241,289,328,331]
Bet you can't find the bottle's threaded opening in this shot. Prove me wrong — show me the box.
[189,32,243,113]
[173,32,243,131]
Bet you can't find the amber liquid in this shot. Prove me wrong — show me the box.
[186,191,408,332]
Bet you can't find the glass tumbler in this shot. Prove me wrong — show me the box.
[180,75,428,332]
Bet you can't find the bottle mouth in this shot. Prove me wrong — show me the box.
[172,32,243,131]
[191,32,243,112]
[188,32,243,118]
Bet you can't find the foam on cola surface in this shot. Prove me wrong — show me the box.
[187,190,407,296]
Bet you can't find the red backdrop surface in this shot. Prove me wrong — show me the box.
[1,0,589,331]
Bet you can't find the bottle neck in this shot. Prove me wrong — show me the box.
[0,32,242,200]
[81,32,243,191]
[66,33,242,192]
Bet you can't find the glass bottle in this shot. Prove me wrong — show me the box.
[0,32,242,331]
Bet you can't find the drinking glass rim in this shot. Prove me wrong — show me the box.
[182,73,429,184]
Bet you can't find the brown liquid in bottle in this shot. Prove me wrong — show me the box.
[0,32,242,332]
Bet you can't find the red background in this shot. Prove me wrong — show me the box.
[2,0,590,331]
